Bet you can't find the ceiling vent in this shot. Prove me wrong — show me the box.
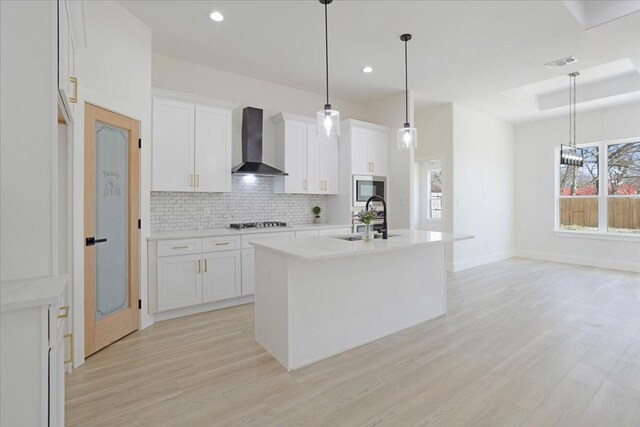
[545,56,578,69]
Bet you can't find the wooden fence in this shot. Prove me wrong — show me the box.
[560,197,640,231]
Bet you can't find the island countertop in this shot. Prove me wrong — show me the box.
[249,229,473,261]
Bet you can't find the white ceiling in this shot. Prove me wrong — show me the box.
[118,0,640,123]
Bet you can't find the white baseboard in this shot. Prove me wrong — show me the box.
[154,295,255,323]
[452,251,514,272]
[514,250,640,273]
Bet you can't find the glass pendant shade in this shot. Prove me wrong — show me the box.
[397,126,417,150]
[317,106,340,138]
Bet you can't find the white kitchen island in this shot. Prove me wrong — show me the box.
[251,229,472,370]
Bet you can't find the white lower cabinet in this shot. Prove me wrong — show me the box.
[202,251,241,302]
[157,254,202,311]
[241,249,256,296]
[149,227,351,315]
[1,276,68,427]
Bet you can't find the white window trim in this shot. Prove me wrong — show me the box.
[554,136,640,240]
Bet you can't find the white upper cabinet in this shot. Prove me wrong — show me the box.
[152,90,238,192]
[57,0,84,118]
[343,120,390,177]
[195,104,232,193]
[321,134,339,194]
[152,97,195,192]
[271,113,339,195]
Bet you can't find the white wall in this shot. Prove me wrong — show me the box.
[1,1,57,281]
[514,102,640,272]
[415,104,454,234]
[152,54,366,169]
[452,104,515,271]
[72,0,152,365]
[362,92,415,229]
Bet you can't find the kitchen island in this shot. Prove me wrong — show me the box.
[251,229,472,370]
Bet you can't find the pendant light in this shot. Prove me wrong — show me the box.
[317,0,339,138]
[398,34,417,150]
[560,72,584,166]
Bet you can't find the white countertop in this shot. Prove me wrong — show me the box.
[147,223,352,241]
[1,275,68,312]
[250,229,473,261]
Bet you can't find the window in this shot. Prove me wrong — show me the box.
[428,169,443,220]
[557,139,640,235]
[607,142,640,234]
[417,159,443,225]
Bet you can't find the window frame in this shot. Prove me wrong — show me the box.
[426,167,443,221]
[554,136,640,240]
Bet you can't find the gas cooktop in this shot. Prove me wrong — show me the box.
[229,221,288,230]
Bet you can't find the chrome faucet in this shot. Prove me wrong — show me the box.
[365,196,387,239]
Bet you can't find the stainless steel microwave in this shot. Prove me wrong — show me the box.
[353,175,386,207]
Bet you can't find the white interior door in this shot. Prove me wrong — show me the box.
[194,104,231,192]
[152,98,194,192]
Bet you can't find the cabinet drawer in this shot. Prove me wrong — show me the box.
[242,231,295,249]
[202,236,241,252]
[295,229,319,237]
[157,239,202,257]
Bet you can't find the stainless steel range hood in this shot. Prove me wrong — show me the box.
[232,107,288,176]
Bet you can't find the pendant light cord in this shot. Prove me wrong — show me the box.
[324,1,329,106]
[404,38,409,125]
[573,73,576,149]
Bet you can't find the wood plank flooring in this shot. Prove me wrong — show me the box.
[66,259,640,426]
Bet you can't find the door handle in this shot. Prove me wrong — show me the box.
[86,237,107,246]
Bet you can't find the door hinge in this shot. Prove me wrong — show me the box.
[138,219,141,229]
[138,299,142,309]
[138,138,141,149]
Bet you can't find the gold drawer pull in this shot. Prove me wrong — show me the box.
[197,260,201,273]
[69,77,78,103]
[215,242,230,246]
[196,174,200,187]
[204,259,208,272]
[172,245,189,249]
[64,333,74,365]
[57,306,70,319]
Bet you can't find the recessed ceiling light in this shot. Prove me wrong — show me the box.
[362,66,373,73]
[209,11,224,22]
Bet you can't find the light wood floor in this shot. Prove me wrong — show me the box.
[66,259,640,426]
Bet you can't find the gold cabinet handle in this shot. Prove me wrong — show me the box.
[57,306,70,319]
[69,77,78,103]
[64,333,74,365]
[204,259,208,273]
[196,174,200,187]
[372,163,375,172]
[197,259,201,273]
[172,245,189,250]
[303,179,307,190]
[215,242,230,246]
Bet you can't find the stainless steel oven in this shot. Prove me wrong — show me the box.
[353,175,385,207]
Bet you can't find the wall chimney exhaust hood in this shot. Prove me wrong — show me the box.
[232,107,288,176]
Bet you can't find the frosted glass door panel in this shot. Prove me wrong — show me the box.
[95,122,129,320]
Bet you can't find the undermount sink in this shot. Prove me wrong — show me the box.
[331,234,399,241]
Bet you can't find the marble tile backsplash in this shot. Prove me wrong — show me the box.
[151,176,328,232]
